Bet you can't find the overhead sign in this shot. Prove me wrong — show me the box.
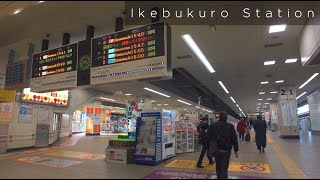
[279,86,296,100]
[91,22,171,85]
[21,88,69,107]
[31,43,78,92]
[0,88,16,102]
[5,60,27,89]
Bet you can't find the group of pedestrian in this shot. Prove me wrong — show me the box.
[196,112,267,179]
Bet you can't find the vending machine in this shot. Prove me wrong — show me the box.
[162,109,176,160]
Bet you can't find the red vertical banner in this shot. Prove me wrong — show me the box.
[86,107,94,133]
[94,108,101,134]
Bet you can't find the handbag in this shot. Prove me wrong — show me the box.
[207,138,218,158]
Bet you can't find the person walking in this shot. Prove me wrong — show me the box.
[196,118,214,168]
[253,115,267,154]
[206,112,239,179]
[237,119,247,142]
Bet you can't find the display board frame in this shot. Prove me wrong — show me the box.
[91,21,172,85]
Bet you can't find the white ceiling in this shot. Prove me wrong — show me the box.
[0,1,319,116]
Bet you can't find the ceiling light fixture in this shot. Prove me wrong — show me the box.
[218,81,229,94]
[269,24,287,33]
[257,103,261,105]
[196,106,201,109]
[267,98,272,100]
[181,34,215,73]
[236,104,239,107]
[264,61,275,65]
[177,99,192,106]
[270,91,278,94]
[259,92,265,94]
[125,94,132,96]
[298,73,319,89]
[12,9,22,15]
[275,80,284,83]
[258,99,263,101]
[38,1,44,3]
[99,97,116,102]
[296,92,307,100]
[144,87,170,98]
[157,104,162,106]
[230,97,236,103]
[150,100,156,102]
[184,109,188,111]
[261,81,269,84]
[285,58,297,63]
[265,103,270,104]
[164,104,168,106]
[154,108,157,109]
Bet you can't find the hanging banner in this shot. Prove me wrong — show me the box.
[0,102,14,122]
[38,105,49,124]
[126,99,139,118]
[19,104,33,123]
[0,88,16,102]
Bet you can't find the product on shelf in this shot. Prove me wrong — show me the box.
[175,120,196,154]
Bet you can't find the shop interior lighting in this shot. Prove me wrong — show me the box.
[125,94,132,96]
[275,80,284,83]
[270,91,278,94]
[144,87,170,98]
[259,92,265,94]
[285,58,297,63]
[298,73,319,89]
[184,109,188,111]
[264,61,275,65]
[230,97,236,103]
[296,92,307,100]
[177,99,192,106]
[181,34,215,73]
[99,97,116,102]
[261,81,269,84]
[150,100,156,102]
[269,24,287,33]
[218,81,229,94]
[196,106,201,109]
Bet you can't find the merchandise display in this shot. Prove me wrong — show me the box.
[175,120,195,153]
[134,112,162,165]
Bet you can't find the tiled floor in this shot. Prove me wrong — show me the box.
[0,131,319,179]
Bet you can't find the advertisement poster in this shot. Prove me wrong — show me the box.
[189,111,198,121]
[0,103,14,122]
[126,99,138,118]
[37,105,49,124]
[19,104,33,123]
[0,73,5,88]
[280,100,298,127]
[0,88,16,102]
[270,103,279,124]
[86,114,94,133]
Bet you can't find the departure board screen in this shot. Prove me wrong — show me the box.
[90,22,171,85]
[92,22,165,67]
[32,43,78,78]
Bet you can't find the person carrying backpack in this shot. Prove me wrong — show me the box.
[196,118,214,168]
[206,111,239,179]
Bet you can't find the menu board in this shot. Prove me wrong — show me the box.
[91,22,171,85]
[31,43,78,92]
[5,60,27,89]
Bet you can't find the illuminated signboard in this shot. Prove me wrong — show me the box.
[21,88,69,107]
[31,43,78,92]
[5,60,27,89]
[91,22,171,84]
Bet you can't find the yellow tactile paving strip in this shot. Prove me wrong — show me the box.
[266,134,308,179]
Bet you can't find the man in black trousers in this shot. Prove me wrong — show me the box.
[196,118,214,168]
[206,112,239,179]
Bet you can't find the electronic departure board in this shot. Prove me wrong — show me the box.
[5,60,27,89]
[91,22,171,85]
[30,43,78,92]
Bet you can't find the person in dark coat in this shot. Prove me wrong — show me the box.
[196,118,214,168]
[253,115,267,154]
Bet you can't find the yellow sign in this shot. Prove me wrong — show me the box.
[46,151,105,160]
[0,102,14,122]
[165,160,271,174]
[0,88,16,102]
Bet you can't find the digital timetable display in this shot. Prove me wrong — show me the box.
[92,23,165,67]
[91,22,171,85]
[32,43,78,78]
[31,43,78,92]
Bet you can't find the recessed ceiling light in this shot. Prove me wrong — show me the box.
[257,103,261,105]
[157,104,162,106]
[236,104,239,107]
[270,91,278,94]
[150,100,156,102]
[258,99,263,101]
[230,97,236,103]
[12,9,22,15]
[181,34,215,73]
[177,99,192,106]
[259,92,265,94]
[99,97,116,102]
[275,80,284,83]
[296,92,307,100]
[218,81,229,94]
[269,24,287,33]
[261,81,269,84]
[154,108,157,110]
[298,73,319,89]
[125,94,132,96]
[285,58,297,63]
[267,98,272,100]
[265,103,270,104]
[263,106,267,108]
[264,61,275,66]
[38,1,44,3]
[144,87,170,98]
[196,106,200,109]
[184,109,188,111]
[164,104,168,106]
